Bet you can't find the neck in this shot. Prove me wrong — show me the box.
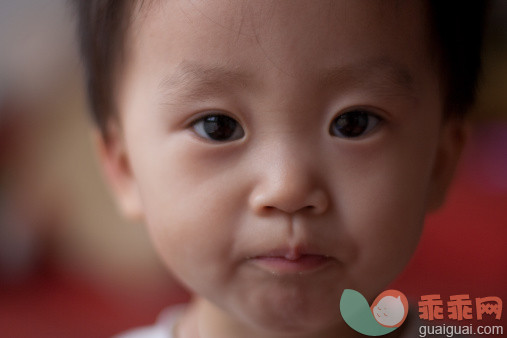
[177,297,369,338]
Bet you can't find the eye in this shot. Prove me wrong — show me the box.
[329,110,381,138]
[192,113,245,142]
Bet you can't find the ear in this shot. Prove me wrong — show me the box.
[426,118,469,212]
[93,123,144,221]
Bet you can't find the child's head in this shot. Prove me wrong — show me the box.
[75,1,488,336]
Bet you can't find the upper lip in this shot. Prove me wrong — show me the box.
[249,245,332,261]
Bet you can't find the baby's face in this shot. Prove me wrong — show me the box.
[107,0,461,334]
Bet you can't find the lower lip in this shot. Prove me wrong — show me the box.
[250,255,334,274]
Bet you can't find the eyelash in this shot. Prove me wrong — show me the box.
[189,109,383,142]
[190,112,245,142]
[329,109,383,139]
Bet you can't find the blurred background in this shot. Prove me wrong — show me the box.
[0,1,505,337]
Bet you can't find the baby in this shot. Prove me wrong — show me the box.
[74,1,488,337]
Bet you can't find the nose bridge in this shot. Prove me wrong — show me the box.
[272,138,313,183]
[250,137,329,215]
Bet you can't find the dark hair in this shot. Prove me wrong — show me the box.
[428,1,490,118]
[74,0,490,137]
[74,0,135,137]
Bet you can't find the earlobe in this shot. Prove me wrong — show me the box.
[426,118,469,212]
[93,123,144,221]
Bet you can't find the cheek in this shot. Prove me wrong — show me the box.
[335,121,440,294]
[140,178,239,291]
[126,138,250,287]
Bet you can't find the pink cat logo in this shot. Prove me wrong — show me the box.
[371,290,409,328]
[341,289,409,336]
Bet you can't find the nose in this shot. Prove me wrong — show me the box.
[249,147,329,216]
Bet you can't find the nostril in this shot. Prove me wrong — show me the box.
[250,186,329,215]
[302,205,316,213]
[258,206,277,215]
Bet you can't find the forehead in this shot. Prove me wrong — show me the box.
[121,0,435,108]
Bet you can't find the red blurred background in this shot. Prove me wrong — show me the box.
[0,1,505,337]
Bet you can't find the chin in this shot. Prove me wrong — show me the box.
[239,287,342,335]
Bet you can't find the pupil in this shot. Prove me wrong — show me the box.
[334,111,368,137]
[203,115,237,140]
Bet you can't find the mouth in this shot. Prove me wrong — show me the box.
[247,248,336,275]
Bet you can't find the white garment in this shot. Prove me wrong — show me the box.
[114,305,185,338]
[114,304,428,338]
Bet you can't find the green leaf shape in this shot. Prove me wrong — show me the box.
[340,289,397,336]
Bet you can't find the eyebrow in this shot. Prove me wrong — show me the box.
[159,58,416,104]
[159,62,254,104]
[320,58,415,98]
